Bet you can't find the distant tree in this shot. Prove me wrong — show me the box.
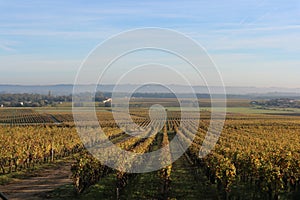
[104,101,111,107]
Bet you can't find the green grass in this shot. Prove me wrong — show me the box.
[167,132,218,200]
[166,106,300,114]
[118,132,163,199]
[223,107,300,114]
[45,173,118,200]
[48,133,165,200]
[29,98,300,116]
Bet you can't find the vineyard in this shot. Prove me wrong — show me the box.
[0,126,82,175]
[70,110,300,199]
[0,107,300,199]
[0,109,56,124]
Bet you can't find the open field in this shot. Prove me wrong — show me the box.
[0,99,300,199]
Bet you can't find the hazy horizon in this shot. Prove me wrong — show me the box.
[0,84,300,97]
[0,83,300,90]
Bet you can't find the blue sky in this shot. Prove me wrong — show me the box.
[0,0,299,87]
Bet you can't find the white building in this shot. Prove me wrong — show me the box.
[103,98,112,103]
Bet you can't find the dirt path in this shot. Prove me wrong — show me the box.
[0,160,73,200]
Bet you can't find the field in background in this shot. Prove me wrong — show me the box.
[0,98,300,199]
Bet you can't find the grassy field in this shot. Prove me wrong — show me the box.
[167,106,300,114]
[32,97,300,115]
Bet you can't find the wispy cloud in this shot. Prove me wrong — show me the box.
[0,0,299,86]
[218,34,299,52]
[0,40,18,52]
[0,44,14,51]
[215,25,300,33]
[0,29,118,39]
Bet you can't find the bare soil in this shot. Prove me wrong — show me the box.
[0,160,73,200]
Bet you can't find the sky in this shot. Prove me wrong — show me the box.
[0,0,299,87]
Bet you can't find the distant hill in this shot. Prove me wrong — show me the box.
[0,84,299,98]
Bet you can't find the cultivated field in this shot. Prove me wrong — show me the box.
[0,99,300,200]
